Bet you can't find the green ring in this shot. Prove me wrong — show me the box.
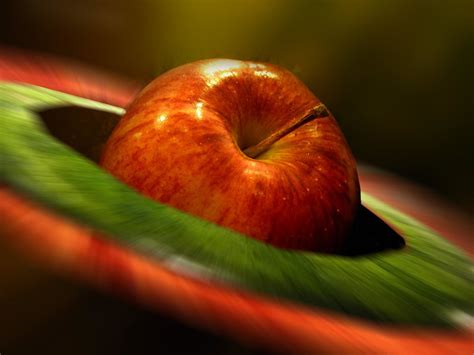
[1,82,472,328]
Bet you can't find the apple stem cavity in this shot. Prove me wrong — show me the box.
[243,103,329,159]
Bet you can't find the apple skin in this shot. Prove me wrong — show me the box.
[100,59,360,252]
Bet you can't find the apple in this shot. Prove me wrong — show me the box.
[100,59,360,252]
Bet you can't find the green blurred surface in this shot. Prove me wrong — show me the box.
[3,82,470,328]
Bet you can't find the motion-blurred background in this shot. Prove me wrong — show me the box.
[2,0,472,214]
[0,0,472,354]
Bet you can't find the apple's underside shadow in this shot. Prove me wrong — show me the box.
[38,106,405,257]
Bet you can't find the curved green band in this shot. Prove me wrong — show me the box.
[1,82,472,328]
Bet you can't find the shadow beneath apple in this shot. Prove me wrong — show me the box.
[38,106,406,257]
[39,106,121,163]
[339,206,405,256]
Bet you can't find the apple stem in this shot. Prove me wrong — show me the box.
[243,103,329,159]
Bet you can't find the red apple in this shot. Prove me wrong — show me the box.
[100,59,360,252]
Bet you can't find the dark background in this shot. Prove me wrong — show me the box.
[0,0,472,354]
[2,0,472,214]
